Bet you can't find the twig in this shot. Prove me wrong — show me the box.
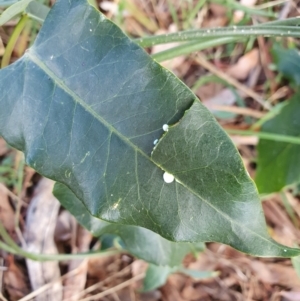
[14,151,26,247]
[209,105,265,118]
[267,86,290,104]
[78,273,145,301]
[18,260,88,301]
[63,264,132,301]
[0,258,4,300]
[256,0,289,10]
[0,183,27,207]
[193,53,272,110]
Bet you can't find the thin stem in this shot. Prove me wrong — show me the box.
[78,273,145,301]
[194,53,271,110]
[135,25,300,47]
[211,0,277,17]
[1,15,28,68]
[0,222,120,261]
[280,191,297,226]
[0,240,18,254]
[14,151,25,246]
[265,17,300,26]
[152,37,240,62]
[184,0,206,28]
[227,129,300,145]
[19,260,88,301]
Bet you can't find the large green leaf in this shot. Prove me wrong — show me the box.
[0,0,298,257]
[54,182,203,266]
[256,45,300,193]
[256,94,300,193]
[272,45,300,87]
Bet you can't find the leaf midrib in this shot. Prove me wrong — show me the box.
[26,50,287,251]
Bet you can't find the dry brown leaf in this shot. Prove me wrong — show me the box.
[203,88,237,113]
[139,290,162,301]
[209,3,227,17]
[196,82,224,101]
[203,16,227,28]
[160,281,185,301]
[280,291,300,301]
[167,274,186,292]
[0,186,15,235]
[181,283,210,300]
[263,199,300,247]
[0,138,8,157]
[251,261,300,289]
[131,259,148,291]
[3,255,29,301]
[285,192,300,220]
[63,225,92,301]
[24,178,62,301]
[87,255,119,280]
[227,49,260,80]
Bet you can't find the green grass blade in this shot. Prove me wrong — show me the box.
[0,0,33,26]
[152,37,240,62]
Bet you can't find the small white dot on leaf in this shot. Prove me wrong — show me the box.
[163,172,174,183]
[162,124,169,132]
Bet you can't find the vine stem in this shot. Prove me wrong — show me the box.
[0,222,120,261]
[1,15,29,68]
[227,129,300,145]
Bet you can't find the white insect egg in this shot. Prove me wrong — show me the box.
[163,172,174,183]
[153,139,158,145]
[162,124,169,132]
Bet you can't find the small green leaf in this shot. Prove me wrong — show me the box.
[0,0,299,258]
[0,0,33,26]
[25,1,49,23]
[143,264,176,292]
[256,94,300,193]
[142,265,217,292]
[178,267,218,280]
[272,44,300,86]
[292,255,300,279]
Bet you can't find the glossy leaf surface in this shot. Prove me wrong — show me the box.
[54,183,203,266]
[256,94,300,193]
[0,0,298,257]
[256,45,300,193]
[272,45,300,86]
